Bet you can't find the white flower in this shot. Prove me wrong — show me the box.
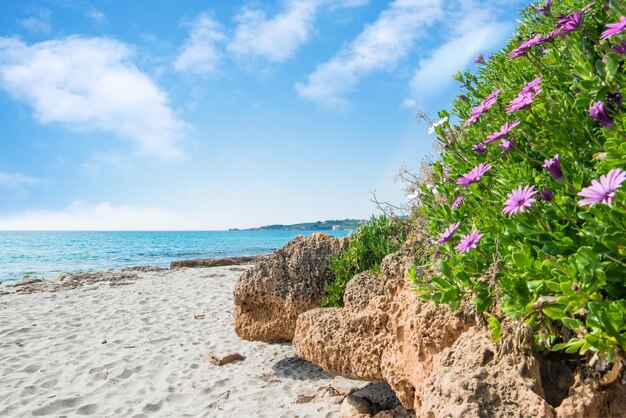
[406,191,420,201]
[427,116,448,134]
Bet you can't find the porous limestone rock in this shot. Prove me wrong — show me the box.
[293,247,474,410]
[419,327,555,418]
[340,395,371,417]
[555,379,626,418]
[233,233,348,342]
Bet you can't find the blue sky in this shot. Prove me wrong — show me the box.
[0,0,528,230]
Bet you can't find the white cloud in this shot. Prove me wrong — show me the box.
[0,36,186,160]
[85,7,107,24]
[18,9,52,34]
[227,0,320,63]
[409,8,513,103]
[175,13,226,75]
[295,0,443,107]
[0,201,185,231]
[0,172,40,188]
[402,98,416,108]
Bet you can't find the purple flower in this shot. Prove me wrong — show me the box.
[610,40,626,55]
[451,196,465,209]
[499,137,514,152]
[457,163,492,186]
[538,187,554,201]
[472,142,487,153]
[535,0,552,15]
[454,229,484,253]
[488,53,495,60]
[507,77,542,113]
[503,185,538,215]
[556,12,582,33]
[509,35,544,59]
[474,53,485,64]
[463,89,502,126]
[437,222,461,245]
[589,101,614,128]
[601,16,626,40]
[543,155,564,181]
[577,168,626,206]
[433,251,442,259]
[485,120,521,143]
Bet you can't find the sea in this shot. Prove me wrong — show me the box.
[0,230,351,283]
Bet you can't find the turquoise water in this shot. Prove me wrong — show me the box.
[0,230,350,283]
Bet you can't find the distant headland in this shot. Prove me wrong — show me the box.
[230,219,366,231]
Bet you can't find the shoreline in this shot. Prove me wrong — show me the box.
[0,264,343,417]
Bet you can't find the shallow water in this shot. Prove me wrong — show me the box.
[0,230,349,282]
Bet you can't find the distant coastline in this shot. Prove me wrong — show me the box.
[231,218,366,231]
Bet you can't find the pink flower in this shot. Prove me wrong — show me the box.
[463,89,502,126]
[472,142,487,153]
[437,222,461,245]
[509,35,544,59]
[601,16,626,40]
[485,120,521,143]
[499,138,514,152]
[507,77,542,113]
[454,229,484,253]
[451,196,465,209]
[503,185,538,215]
[457,163,493,186]
[577,168,626,206]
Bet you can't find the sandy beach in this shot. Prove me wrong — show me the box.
[0,266,341,417]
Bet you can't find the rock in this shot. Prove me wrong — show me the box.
[14,276,44,286]
[343,271,387,311]
[294,246,473,410]
[354,382,401,413]
[170,256,265,269]
[202,352,245,366]
[331,376,371,396]
[555,380,626,418]
[234,233,348,342]
[419,327,555,418]
[340,395,371,417]
[372,405,415,418]
[295,387,327,404]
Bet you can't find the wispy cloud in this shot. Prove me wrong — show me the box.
[409,3,513,104]
[17,9,52,34]
[0,36,187,160]
[296,0,444,107]
[174,13,226,75]
[0,201,185,231]
[0,171,40,188]
[85,7,107,24]
[227,0,320,63]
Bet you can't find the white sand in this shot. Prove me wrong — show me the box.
[0,266,340,417]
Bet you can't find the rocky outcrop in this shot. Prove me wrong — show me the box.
[170,255,265,269]
[1,270,141,295]
[419,327,554,418]
[555,379,626,418]
[233,233,348,343]
[293,247,474,410]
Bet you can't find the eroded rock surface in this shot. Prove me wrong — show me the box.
[233,233,348,343]
[420,327,555,418]
[293,247,474,410]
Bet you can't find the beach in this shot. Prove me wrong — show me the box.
[0,265,341,417]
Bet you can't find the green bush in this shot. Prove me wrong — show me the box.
[322,215,407,307]
[410,0,626,360]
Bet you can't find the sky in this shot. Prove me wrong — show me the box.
[0,0,529,230]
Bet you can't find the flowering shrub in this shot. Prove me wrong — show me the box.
[410,0,626,360]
